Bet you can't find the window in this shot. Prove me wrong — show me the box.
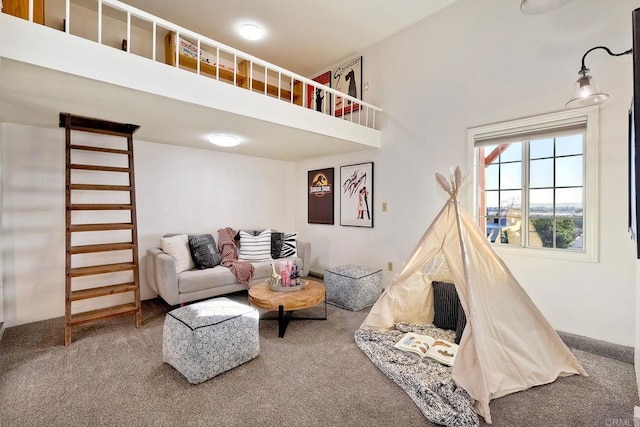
[467,107,599,261]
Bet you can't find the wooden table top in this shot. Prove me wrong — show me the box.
[248,280,325,311]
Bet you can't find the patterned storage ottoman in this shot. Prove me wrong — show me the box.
[324,265,383,311]
[163,297,259,384]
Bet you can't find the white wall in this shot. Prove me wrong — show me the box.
[296,0,637,346]
[1,122,295,326]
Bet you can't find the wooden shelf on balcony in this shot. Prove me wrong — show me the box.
[2,0,44,25]
[164,31,298,103]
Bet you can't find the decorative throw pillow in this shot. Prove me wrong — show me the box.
[278,232,297,258]
[161,234,195,274]
[432,281,459,331]
[271,232,284,259]
[188,234,222,269]
[238,229,273,262]
[455,301,467,344]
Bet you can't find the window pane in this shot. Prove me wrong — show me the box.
[556,134,583,156]
[500,162,521,189]
[484,216,501,243]
[484,191,499,217]
[485,164,499,190]
[530,138,554,159]
[500,190,521,217]
[481,144,499,166]
[555,217,582,250]
[527,219,544,248]
[503,220,522,247]
[530,217,553,248]
[556,155,583,187]
[556,188,582,215]
[500,142,522,162]
[530,159,553,188]
[529,188,553,216]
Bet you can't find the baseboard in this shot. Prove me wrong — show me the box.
[308,271,324,280]
[557,330,634,364]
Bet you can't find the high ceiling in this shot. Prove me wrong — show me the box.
[121,0,460,76]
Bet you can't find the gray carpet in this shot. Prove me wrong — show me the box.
[0,294,637,427]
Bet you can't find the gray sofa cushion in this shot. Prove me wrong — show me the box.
[178,256,303,294]
[178,257,303,294]
[178,266,239,294]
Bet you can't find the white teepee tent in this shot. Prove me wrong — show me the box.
[360,167,587,424]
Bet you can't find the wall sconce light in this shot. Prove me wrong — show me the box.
[520,0,577,15]
[565,46,632,109]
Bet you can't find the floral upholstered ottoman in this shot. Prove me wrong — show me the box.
[324,265,383,311]
[162,297,259,384]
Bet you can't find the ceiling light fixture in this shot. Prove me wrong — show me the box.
[565,46,632,109]
[208,134,241,147]
[520,0,577,15]
[239,24,263,41]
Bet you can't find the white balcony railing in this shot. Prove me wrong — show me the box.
[18,0,382,129]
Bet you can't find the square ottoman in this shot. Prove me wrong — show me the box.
[163,297,259,384]
[324,265,383,311]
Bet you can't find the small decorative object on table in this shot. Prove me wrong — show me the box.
[268,261,306,292]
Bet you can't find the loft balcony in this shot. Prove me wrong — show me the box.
[0,0,382,161]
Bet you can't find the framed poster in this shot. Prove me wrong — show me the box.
[332,56,362,117]
[308,168,335,224]
[340,162,373,227]
[307,71,331,114]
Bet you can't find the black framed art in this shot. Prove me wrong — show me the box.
[308,168,335,224]
[340,162,373,227]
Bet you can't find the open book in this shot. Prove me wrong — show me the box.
[393,332,459,367]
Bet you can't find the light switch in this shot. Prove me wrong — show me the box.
[382,202,387,212]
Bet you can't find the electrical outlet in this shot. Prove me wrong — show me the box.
[387,261,393,271]
[382,202,387,212]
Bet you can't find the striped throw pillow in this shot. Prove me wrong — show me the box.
[431,281,459,331]
[238,229,273,262]
[279,232,297,258]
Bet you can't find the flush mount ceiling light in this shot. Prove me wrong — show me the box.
[565,46,632,109]
[208,134,241,147]
[520,0,577,15]
[238,23,263,41]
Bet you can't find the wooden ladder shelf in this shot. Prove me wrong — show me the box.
[60,113,142,345]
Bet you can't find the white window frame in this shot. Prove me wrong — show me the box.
[466,106,599,262]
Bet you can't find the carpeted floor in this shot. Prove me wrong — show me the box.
[0,294,637,427]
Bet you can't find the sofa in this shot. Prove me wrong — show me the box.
[145,233,310,306]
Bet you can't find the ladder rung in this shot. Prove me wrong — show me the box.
[69,303,139,326]
[70,204,133,210]
[70,283,137,301]
[69,243,135,254]
[70,184,132,191]
[69,144,131,155]
[70,164,130,173]
[69,223,133,232]
[70,262,136,277]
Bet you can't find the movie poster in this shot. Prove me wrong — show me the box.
[308,168,334,224]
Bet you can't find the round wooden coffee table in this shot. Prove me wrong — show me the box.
[248,279,326,338]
